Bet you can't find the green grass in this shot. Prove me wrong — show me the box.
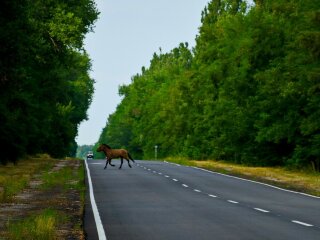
[0,155,55,202]
[0,157,86,239]
[41,167,74,190]
[77,162,86,205]
[7,208,67,240]
[41,160,85,193]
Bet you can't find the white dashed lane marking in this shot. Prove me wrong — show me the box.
[254,208,270,213]
[292,220,313,227]
[208,194,217,198]
[138,163,317,229]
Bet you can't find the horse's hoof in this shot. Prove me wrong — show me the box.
[129,165,132,168]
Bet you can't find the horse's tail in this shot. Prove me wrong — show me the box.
[128,152,135,162]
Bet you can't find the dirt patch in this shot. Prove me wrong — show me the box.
[0,159,84,239]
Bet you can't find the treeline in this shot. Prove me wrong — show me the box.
[76,145,94,159]
[0,0,99,164]
[97,0,320,170]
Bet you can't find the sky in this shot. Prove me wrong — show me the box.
[76,0,213,146]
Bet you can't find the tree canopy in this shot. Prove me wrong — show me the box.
[0,0,99,164]
[97,0,320,171]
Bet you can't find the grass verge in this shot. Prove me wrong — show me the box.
[0,155,55,203]
[165,157,320,197]
[0,156,85,239]
[7,208,67,240]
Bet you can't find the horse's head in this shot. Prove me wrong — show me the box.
[96,144,104,152]
[97,144,111,152]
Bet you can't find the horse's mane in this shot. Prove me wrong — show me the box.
[102,143,112,149]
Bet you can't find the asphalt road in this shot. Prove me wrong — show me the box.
[84,160,320,240]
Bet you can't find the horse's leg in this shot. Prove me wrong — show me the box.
[119,158,123,169]
[104,158,108,169]
[128,153,135,163]
[126,158,132,168]
[109,159,115,167]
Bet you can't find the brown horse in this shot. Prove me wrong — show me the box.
[97,144,135,169]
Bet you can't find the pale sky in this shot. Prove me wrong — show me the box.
[76,0,211,146]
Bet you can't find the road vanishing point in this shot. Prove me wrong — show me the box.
[84,160,320,240]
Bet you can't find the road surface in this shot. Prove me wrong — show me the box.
[84,160,320,240]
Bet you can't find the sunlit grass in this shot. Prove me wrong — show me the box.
[166,157,320,197]
[7,208,67,240]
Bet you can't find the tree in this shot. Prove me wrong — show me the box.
[0,0,98,164]
[96,0,320,171]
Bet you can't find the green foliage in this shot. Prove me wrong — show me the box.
[0,0,98,163]
[97,0,320,170]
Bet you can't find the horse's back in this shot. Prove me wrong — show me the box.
[111,149,128,158]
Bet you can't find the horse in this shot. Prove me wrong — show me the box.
[97,144,135,169]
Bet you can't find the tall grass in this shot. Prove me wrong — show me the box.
[7,209,66,240]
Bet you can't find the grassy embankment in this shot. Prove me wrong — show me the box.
[165,157,320,197]
[0,155,85,239]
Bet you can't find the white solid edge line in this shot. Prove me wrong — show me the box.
[190,166,320,199]
[85,159,107,240]
[292,220,313,227]
[164,160,319,199]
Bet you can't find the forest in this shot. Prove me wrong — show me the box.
[0,0,99,164]
[96,0,320,171]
